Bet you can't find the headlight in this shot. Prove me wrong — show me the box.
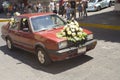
[87,34,93,40]
[58,41,68,49]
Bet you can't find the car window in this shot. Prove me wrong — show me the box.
[31,14,66,32]
[20,18,30,32]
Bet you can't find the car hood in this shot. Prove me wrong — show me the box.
[35,27,92,43]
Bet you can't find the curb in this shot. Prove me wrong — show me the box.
[0,19,10,22]
[79,22,120,30]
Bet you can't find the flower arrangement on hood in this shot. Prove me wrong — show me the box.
[56,20,87,42]
[10,12,21,26]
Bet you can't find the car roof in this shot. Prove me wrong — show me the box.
[19,12,55,18]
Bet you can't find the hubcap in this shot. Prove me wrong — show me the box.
[38,50,45,64]
[7,40,12,49]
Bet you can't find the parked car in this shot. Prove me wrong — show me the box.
[87,0,112,11]
[1,13,97,65]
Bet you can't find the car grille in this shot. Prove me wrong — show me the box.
[67,39,87,47]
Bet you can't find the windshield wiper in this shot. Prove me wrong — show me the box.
[40,28,48,31]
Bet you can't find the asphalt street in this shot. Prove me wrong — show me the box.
[79,6,120,26]
[0,22,120,80]
[77,6,120,30]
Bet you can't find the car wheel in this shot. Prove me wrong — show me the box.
[36,47,51,65]
[97,6,101,11]
[109,2,112,7]
[6,38,14,50]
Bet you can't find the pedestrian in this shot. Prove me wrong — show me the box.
[61,4,65,17]
[7,4,13,17]
[13,3,17,13]
[82,0,88,17]
[63,1,68,18]
[77,1,83,19]
[27,3,33,13]
[70,0,76,19]
[53,2,57,14]
[56,3,59,14]
[66,3,71,20]
[59,0,65,16]
[37,1,43,12]
[21,2,25,12]
[33,2,38,13]
[49,0,54,12]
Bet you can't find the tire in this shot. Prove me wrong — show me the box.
[108,2,112,7]
[36,47,51,65]
[6,38,14,50]
[97,6,101,11]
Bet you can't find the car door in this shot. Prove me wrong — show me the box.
[98,0,104,8]
[16,18,35,52]
[102,0,107,7]
[9,17,22,46]
[104,0,110,7]
[101,0,107,8]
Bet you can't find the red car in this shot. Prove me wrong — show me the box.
[1,13,97,65]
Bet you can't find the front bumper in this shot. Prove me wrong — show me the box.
[48,39,97,61]
[87,7,97,11]
[87,5,98,11]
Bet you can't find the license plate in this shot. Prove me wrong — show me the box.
[77,47,86,54]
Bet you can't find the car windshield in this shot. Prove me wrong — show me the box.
[31,14,66,32]
[89,0,96,2]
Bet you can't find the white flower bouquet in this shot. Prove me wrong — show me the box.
[9,12,21,26]
[57,20,87,42]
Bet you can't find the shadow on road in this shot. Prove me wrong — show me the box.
[83,26,120,43]
[77,9,120,43]
[0,45,93,74]
[80,10,120,26]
